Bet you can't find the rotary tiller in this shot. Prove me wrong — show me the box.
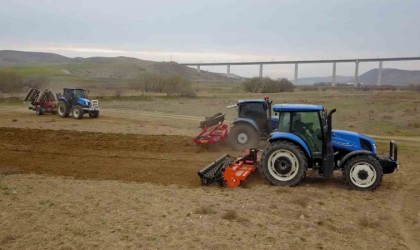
[197,148,258,188]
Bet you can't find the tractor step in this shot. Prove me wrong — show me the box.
[198,149,259,188]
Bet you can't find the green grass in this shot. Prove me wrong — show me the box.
[2,66,62,76]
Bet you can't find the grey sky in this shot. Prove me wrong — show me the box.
[1,0,419,78]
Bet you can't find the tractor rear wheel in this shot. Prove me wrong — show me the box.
[228,123,259,151]
[260,141,307,187]
[72,105,84,119]
[57,101,69,118]
[89,111,99,118]
[343,155,383,191]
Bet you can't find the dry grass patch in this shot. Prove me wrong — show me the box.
[358,216,382,229]
[194,206,216,215]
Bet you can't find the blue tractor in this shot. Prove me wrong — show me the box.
[259,104,399,191]
[57,88,100,119]
[228,97,278,150]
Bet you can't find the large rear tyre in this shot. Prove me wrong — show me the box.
[57,101,69,118]
[228,123,259,151]
[89,111,99,118]
[72,105,84,119]
[343,155,383,191]
[260,141,307,187]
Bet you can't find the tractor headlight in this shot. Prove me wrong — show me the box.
[373,143,377,153]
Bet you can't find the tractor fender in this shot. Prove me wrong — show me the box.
[232,118,259,132]
[58,97,69,105]
[338,150,376,169]
[269,132,311,158]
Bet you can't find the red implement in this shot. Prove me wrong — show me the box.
[223,148,258,187]
[194,113,228,145]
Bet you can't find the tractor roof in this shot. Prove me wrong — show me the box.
[238,99,266,104]
[63,88,86,90]
[273,104,324,112]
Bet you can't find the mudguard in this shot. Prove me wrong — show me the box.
[58,97,69,105]
[232,117,259,132]
[269,132,311,157]
[338,150,375,168]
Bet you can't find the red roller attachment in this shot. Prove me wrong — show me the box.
[194,113,228,145]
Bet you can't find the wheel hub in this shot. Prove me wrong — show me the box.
[274,158,292,175]
[237,133,248,144]
[267,149,299,181]
[357,170,368,180]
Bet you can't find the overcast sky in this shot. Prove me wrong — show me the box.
[1,0,419,78]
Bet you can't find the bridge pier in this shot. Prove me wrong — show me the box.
[294,63,298,85]
[227,64,231,79]
[354,60,359,86]
[332,62,337,87]
[259,64,263,78]
[197,65,201,72]
[377,61,383,85]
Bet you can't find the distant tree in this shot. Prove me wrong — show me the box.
[24,77,50,89]
[242,77,294,93]
[131,72,195,96]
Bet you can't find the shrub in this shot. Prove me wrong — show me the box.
[0,70,22,93]
[131,73,196,96]
[242,77,294,93]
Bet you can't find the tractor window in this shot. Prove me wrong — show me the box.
[278,112,291,132]
[239,103,265,117]
[74,89,87,99]
[239,102,267,131]
[291,112,322,157]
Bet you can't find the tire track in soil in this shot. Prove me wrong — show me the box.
[390,183,420,250]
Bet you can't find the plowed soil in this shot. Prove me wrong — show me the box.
[0,127,231,187]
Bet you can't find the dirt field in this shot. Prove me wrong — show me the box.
[0,91,419,249]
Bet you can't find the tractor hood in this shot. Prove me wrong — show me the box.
[332,129,376,153]
[76,97,90,107]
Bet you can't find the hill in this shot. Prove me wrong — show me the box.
[0,50,71,65]
[0,50,236,83]
[295,75,353,85]
[296,68,420,85]
[359,68,420,85]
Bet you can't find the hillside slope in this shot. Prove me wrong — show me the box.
[360,68,420,85]
[0,50,236,83]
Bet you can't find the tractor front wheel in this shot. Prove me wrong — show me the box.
[89,111,99,118]
[228,123,259,151]
[57,101,69,118]
[343,155,383,191]
[72,105,84,119]
[260,141,307,187]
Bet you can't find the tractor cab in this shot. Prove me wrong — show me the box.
[228,97,276,150]
[62,88,89,106]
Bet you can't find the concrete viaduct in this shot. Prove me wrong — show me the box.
[181,57,420,85]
